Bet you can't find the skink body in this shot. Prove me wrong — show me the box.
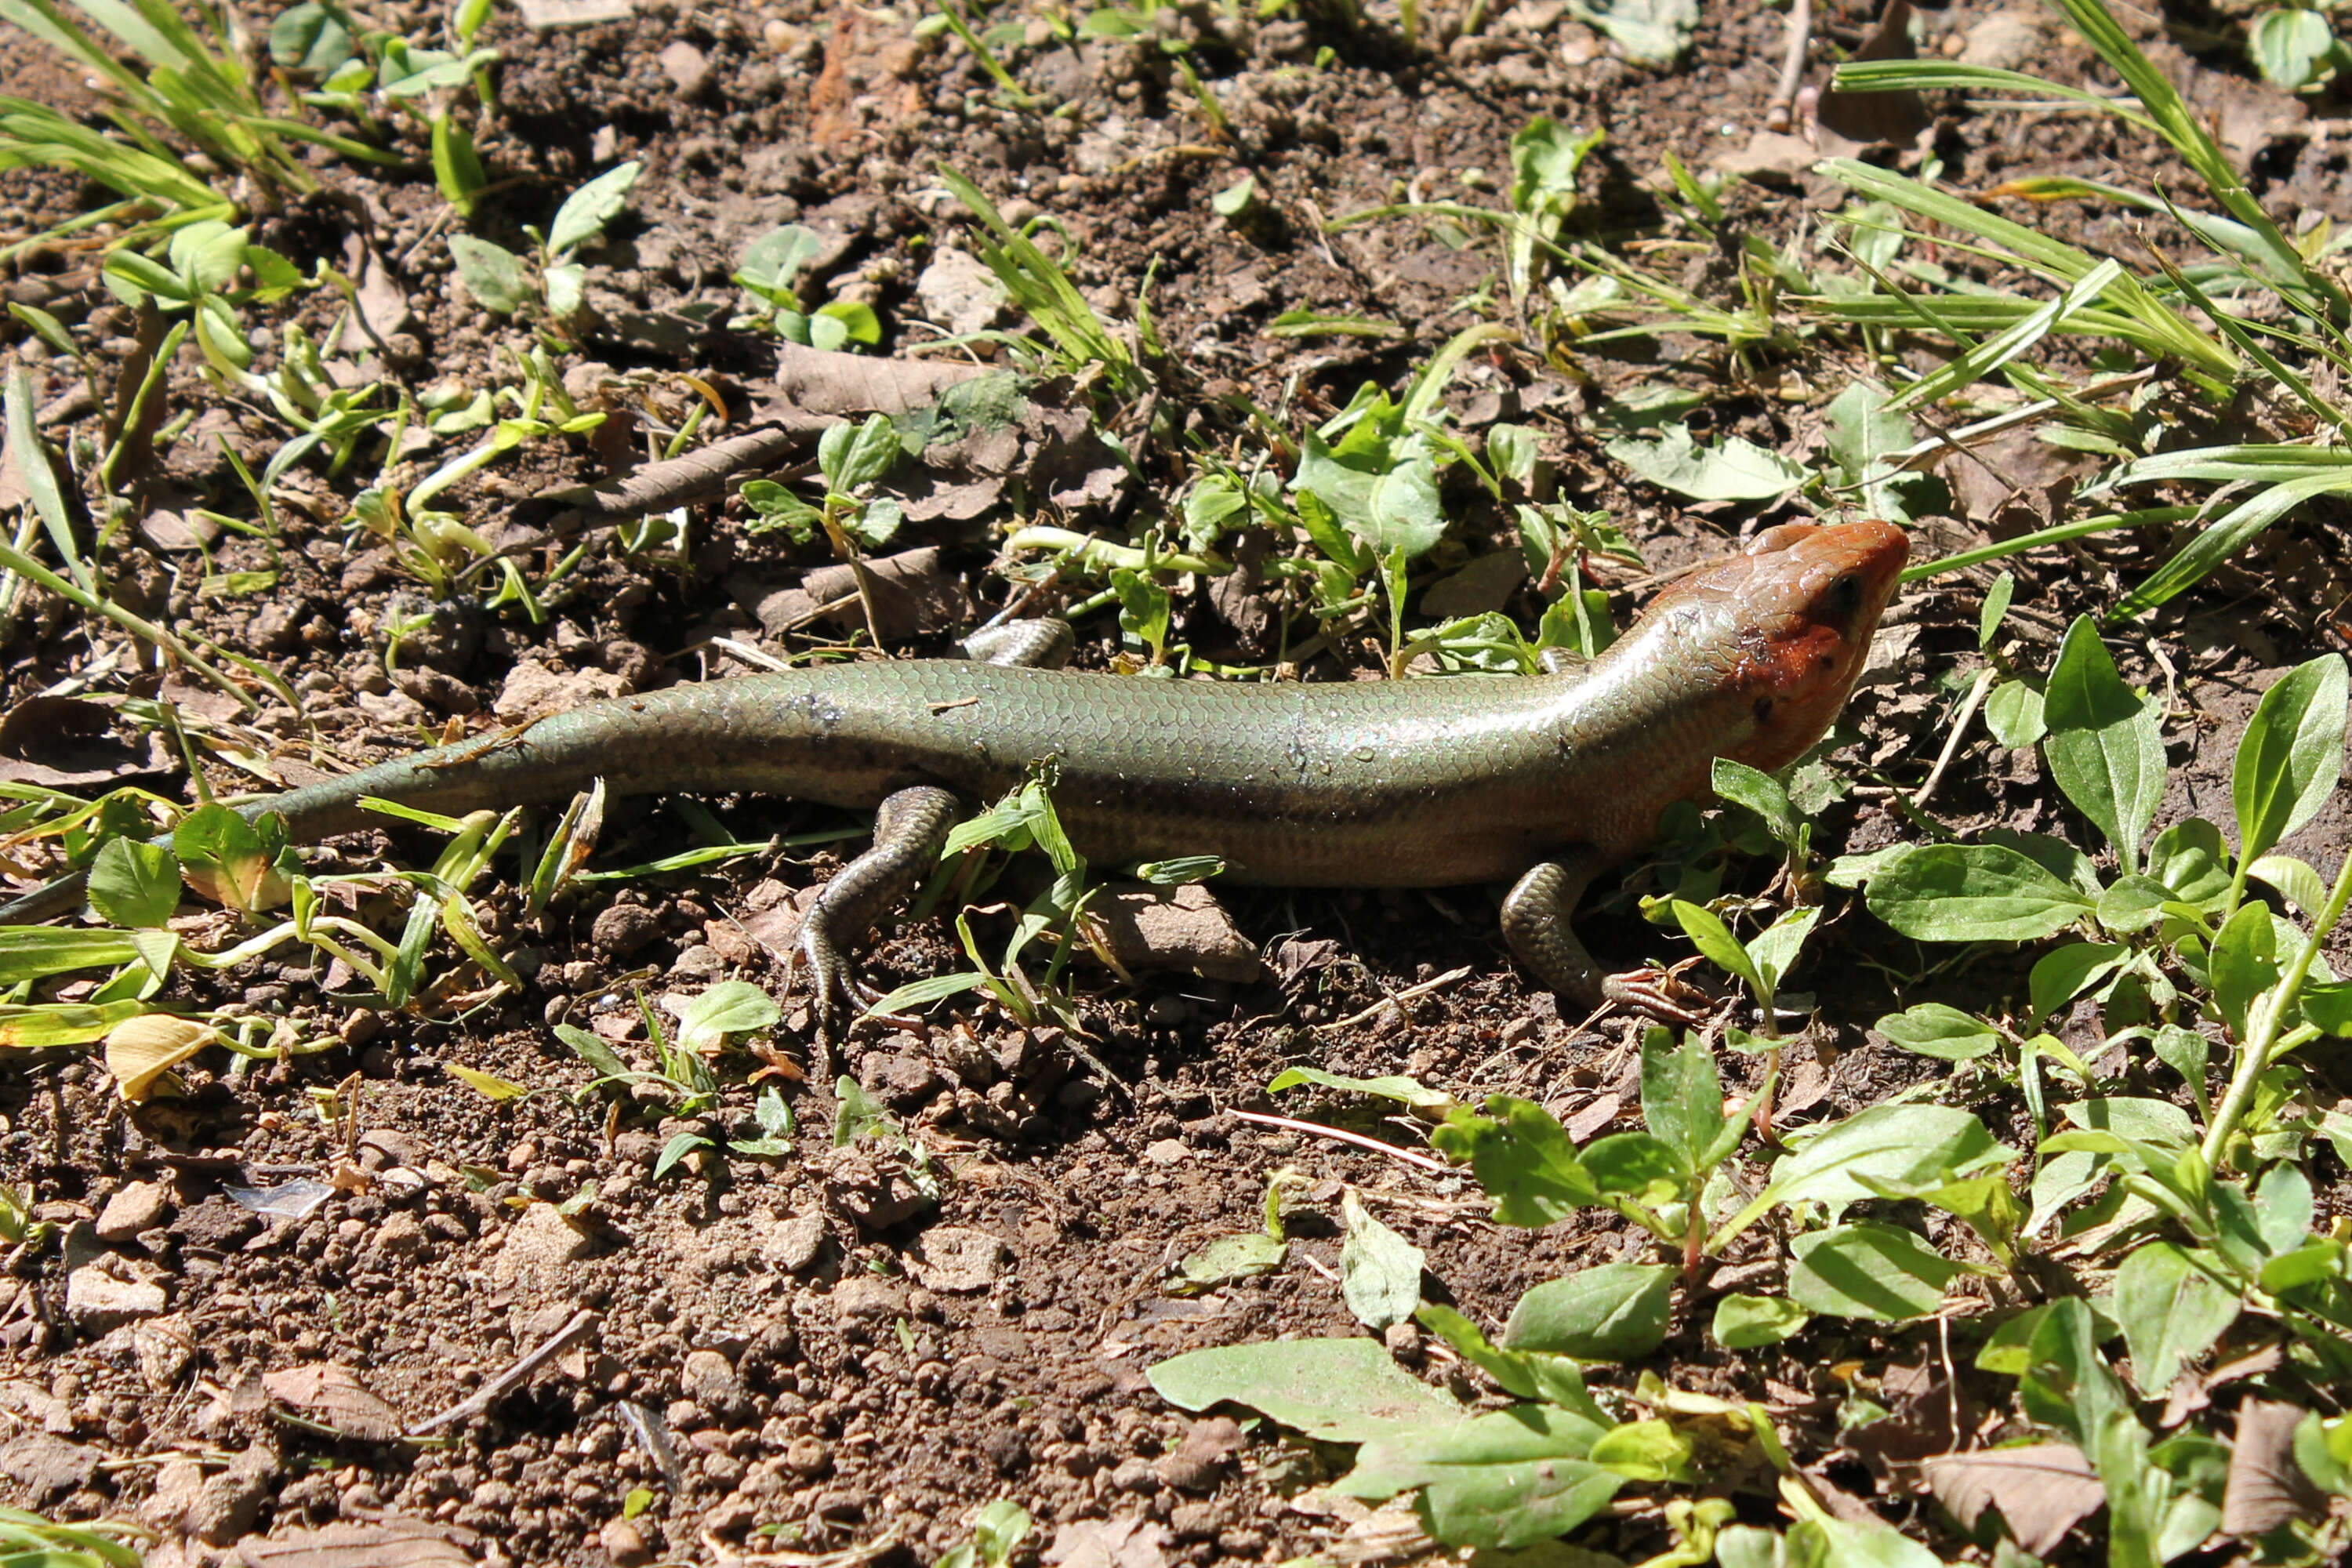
[1,521,1908,1024]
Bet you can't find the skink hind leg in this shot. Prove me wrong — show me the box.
[1501,852,1712,1027]
[799,785,960,1044]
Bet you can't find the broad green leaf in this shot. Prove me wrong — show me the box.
[1984,679,2047,748]
[1712,1294,1809,1348]
[2249,854,2329,917]
[1670,898,1761,992]
[0,1000,149,1049]
[1502,1262,1674,1363]
[1168,1231,1287,1294]
[2020,1297,2130,1450]
[1979,572,2015,651]
[1784,1515,1949,1568]
[1605,424,1806,501]
[818,412,902,495]
[2209,900,2279,1043]
[270,0,354,71]
[653,1131,711,1178]
[674,980,781,1052]
[1640,1027,1722,1170]
[1747,906,1820,994]
[2234,655,2347,868]
[1787,1221,1962,1322]
[550,1022,628,1081]
[2028,941,2129,1024]
[734,223,824,299]
[2114,1242,2240,1393]
[1564,0,1695,66]
[547,161,642,256]
[1853,1171,2024,1268]
[85,836,179,928]
[1414,1305,1610,1421]
[2097,873,2174,934]
[1712,758,1801,848]
[1874,1002,2001,1062]
[1341,1191,1425,1331]
[2251,6,2339,89]
[1148,1338,1464,1443]
[1588,1420,1693,1483]
[2150,818,2234,911]
[1581,1132,1686,1206]
[448,235,530,315]
[1762,1103,2013,1219]
[1865,842,2094,942]
[2041,616,2165,873]
[1431,1097,1599,1226]
[2256,1162,2315,1257]
[2061,1096,2197,1154]
[1341,1405,1621,1550]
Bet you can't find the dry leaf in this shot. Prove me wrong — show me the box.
[234,1516,479,1568]
[1813,0,1929,145]
[105,1016,220,1102]
[1044,1517,1172,1568]
[2223,1399,2325,1536]
[0,695,167,789]
[1922,1443,2103,1555]
[260,1365,403,1443]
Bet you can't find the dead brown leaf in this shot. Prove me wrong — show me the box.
[260,1364,404,1443]
[767,342,991,419]
[1044,1517,1172,1568]
[234,1517,479,1568]
[1922,1443,2103,1555]
[0,695,169,789]
[2222,1399,2325,1537]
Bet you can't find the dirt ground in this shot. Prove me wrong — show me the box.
[4,0,2352,1563]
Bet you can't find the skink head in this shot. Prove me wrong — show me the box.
[1652,519,1908,774]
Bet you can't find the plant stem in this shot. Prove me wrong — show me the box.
[2201,848,2352,1165]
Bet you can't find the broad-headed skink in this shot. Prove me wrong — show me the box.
[0,520,1907,1033]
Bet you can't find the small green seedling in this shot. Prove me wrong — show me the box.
[731,224,882,350]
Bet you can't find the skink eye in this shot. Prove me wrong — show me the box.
[1825,573,1865,616]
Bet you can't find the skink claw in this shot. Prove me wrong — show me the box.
[1599,960,1718,1029]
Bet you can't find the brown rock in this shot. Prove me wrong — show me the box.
[591,902,665,959]
[909,1226,1004,1293]
[66,1257,166,1331]
[490,1203,596,1291]
[95,1180,171,1243]
[601,1516,653,1567]
[1090,883,1261,982]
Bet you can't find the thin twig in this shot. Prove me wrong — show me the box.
[1229,1109,1448,1172]
[1766,0,1813,132]
[1915,664,1997,809]
[408,1305,600,1433]
[1319,964,1475,1030]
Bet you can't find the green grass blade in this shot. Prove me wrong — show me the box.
[2045,0,2342,319]
[1886,258,2124,412]
[1834,57,2161,136]
[2114,469,2352,619]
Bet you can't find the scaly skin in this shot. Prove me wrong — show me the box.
[0,520,1907,1023]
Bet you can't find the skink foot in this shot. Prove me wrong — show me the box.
[1599,960,1718,1029]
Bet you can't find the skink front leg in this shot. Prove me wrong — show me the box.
[798,619,1069,1041]
[960,617,1074,670]
[799,784,960,1045]
[1501,851,1711,1027]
